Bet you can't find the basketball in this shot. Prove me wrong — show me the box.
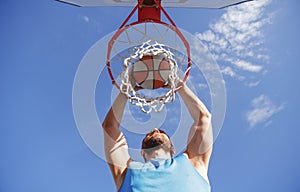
[131,54,171,89]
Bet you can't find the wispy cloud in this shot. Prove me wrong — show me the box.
[197,0,273,85]
[246,95,285,128]
[78,14,103,33]
[83,16,90,23]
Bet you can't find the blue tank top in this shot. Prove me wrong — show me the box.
[118,154,211,192]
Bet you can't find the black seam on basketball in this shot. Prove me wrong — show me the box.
[134,71,149,84]
[152,56,155,89]
[134,58,149,85]
[158,58,171,69]
[140,58,150,71]
[158,58,170,82]
[138,80,146,85]
[158,70,163,82]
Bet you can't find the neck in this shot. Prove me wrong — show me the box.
[144,148,171,162]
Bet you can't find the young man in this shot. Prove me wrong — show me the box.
[102,82,212,192]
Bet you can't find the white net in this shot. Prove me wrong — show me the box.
[120,40,179,113]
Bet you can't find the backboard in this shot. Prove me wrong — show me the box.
[57,0,253,8]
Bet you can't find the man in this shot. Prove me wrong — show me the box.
[102,82,212,192]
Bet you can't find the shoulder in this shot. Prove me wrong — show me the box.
[173,153,189,162]
[128,161,144,169]
[181,152,210,183]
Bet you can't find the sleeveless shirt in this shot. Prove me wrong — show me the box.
[118,154,211,192]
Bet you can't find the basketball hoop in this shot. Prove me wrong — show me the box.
[106,0,191,113]
[120,40,180,113]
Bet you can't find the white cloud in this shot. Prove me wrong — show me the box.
[83,16,90,23]
[231,59,263,73]
[246,80,261,87]
[221,66,245,80]
[197,0,273,82]
[197,83,208,89]
[221,66,236,77]
[246,95,285,128]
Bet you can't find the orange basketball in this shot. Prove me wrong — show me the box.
[131,54,171,89]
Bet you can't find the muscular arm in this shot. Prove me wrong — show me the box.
[178,83,213,178]
[102,93,131,190]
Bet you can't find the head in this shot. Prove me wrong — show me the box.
[141,128,175,162]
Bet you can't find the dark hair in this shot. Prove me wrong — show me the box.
[142,129,175,156]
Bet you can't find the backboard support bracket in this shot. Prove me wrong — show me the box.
[138,0,161,22]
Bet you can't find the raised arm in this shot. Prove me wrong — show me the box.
[102,93,131,190]
[178,83,213,178]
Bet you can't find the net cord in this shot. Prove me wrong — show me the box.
[119,40,179,113]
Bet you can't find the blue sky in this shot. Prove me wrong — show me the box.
[1,0,300,192]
